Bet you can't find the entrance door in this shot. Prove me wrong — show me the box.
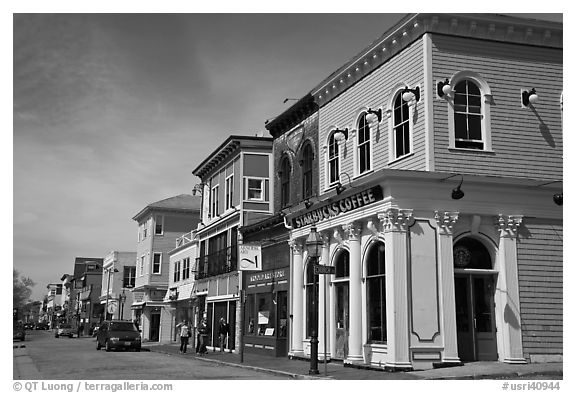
[455,274,497,361]
[149,312,160,342]
[334,282,349,359]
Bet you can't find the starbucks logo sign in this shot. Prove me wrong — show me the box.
[454,245,472,268]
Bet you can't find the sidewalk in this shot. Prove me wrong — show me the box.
[143,342,563,380]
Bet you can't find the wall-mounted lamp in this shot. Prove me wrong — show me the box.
[553,193,563,206]
[522,88,538,107]
[437,78,452,98]
[333,128,349,143]
[402,86,420,102]
[334,172,354,195]
[442,174,465,200]
[365,108,382,123]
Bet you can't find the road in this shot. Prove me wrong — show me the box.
[14,329,289,380]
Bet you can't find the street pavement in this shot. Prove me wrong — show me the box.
[143,342,563,380]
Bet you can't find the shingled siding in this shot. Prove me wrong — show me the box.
[318,38,426,191]
[431,34,562,180]
[516,218,563,360]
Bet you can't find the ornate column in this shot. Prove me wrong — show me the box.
[434,211,462,365]
[379,208,413,371]
[344,221,363,363]
[289,239,305,356]
[496,214,527,364]
[318,231,331,360]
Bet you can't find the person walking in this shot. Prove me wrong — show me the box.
[196,317,209,355]
[176,320,191,353]
[218,318,229,352]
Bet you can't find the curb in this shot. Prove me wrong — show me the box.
[146,346,324,380]
[425,370,563,380]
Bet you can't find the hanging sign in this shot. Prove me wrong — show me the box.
[313,265,335,275]
[239,244,262,271]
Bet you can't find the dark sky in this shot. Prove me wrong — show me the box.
[11,11,563,301]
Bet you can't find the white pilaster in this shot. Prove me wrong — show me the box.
[496,215,527,364]
[344,221,363,363]
[434,211,462,365]
[380,208,413,371]
[289,239,305,356]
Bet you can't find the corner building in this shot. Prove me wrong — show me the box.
[283,14,562,370]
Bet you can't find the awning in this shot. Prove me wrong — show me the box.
[130,302,145,310]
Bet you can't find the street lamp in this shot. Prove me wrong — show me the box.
[105,268,119,321]
[306,225,323,375]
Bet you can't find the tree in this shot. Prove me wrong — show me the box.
[14,269,35,309]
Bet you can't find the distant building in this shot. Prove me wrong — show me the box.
[99,251,137,321]
[132,194,201,343]
[72,257,104,334]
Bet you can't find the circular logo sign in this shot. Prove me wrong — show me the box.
[454,245,472,268]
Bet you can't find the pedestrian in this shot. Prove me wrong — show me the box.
[196,317,209,355]
[218,318,229,352]
[176,320,191,353]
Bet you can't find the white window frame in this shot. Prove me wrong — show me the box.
[225,175,234,210]
[353,110,374,177]
[154,214,164,236]
[152,252,162,274]
[211,185,220,217]
[325,129,343,190]
[444,71,493,152]
[173,260,181,283]
[386,84,415,164]
[139,255,145,276]
[245,177,265,201]
[182,257,190,280]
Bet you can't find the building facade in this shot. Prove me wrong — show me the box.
[99,251,137,321]
[192,135,273,353]
[72,257,104,334]
[132,194,201,343]
[281,13,562,370]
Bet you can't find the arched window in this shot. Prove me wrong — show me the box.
[279,156,291,208]
[305,260,318,338]
[327,132,340,186]
[366,242,386,342]
[453,80,483,150]
[357,113,371,174]
[393,92,411,159]
[301,143,314,199]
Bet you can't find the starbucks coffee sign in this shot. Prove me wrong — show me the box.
[292,185,383,229]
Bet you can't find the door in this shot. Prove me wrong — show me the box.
[149,313,160,342]
[455,274,497,361]
[334,282,349,359]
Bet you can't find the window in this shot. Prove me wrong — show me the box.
[301,143,314,199]
[173,261,181,282]
[154,215,164,235]
[280,156,291,208]
[143,220,148,238]
[453,80,483,149]
[225,175,234,210]
[246,178,264,201]
[392,92,411,158]
[327,132,340,186]
[357,113,372,174]
[182,257,190,280]
[152,253,162,274]
[366,242,386,342]
[139,256,145,276]
[211,185,219,217]
[123,267,136,288]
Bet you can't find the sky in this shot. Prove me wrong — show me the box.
[9,6,564,302]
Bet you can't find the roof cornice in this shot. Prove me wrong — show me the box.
[312,13,562,108]
[265,94,318,138]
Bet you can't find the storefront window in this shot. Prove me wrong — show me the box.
[366,242,386,342]
[277,291,288,338]
[246,294,255,335]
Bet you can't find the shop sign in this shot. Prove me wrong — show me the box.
[292,185,383,228]
[313,265,335,275]
[248,269,286,283]
[239,244,262,271]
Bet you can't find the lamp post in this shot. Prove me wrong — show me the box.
[306,225,323,375]
[105,267,119,321]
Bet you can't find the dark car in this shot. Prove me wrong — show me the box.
[13,322,25,341]
[96,321,141,352]
[24,322,35,330]
[55,323,75,338]
[34,322,49,330]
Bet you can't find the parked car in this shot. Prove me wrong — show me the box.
[24,322,35,330]
[96,320,141,352]
[55,323,75,338]
[13,322,25,341]
[34,322,49,330]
